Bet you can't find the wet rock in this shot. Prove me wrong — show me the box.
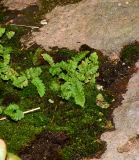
[27,0,139,56]
[95,61,139,160]
[1,0,38,10]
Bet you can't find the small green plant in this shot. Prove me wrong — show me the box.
[13,67,46,97]
[42,51,99,107]
[0,27,15,39]
[6,31,15,39]
[0,27,45,97]
[0,28,6,37]
[0,104,24,121]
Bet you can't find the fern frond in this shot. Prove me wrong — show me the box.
[61,79,85,107]
[42,53,54,66]
[4,104,24,121]
[25,67,42,79]
[31,77,46,97]
[6,31,15,39]
[0,66,18,81]
[71,51,89,63]
[12,75,28,88]
[0,28,5,38]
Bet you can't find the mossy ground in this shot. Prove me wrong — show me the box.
[120,42,139,65]
[0,24,113,159]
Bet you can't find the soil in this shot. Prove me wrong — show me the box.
[19,131,69,160]
[0,5,41,26]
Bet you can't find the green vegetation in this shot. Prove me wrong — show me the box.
[42,51,99,107]
[3,104,24,121]
[120,42,139,65]
[0,27,45,98]
[0,25,112,159]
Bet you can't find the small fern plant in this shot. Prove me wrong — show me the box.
[0,27,45,97]
[42,51,99,107]
[0,104,24,121]
[0,27,15,39]
[13,67,46,97]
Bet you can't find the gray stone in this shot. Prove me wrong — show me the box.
[27,0,139,56]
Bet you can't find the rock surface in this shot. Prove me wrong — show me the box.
[1,0,38,10]
[97,61,139,160]
[27,0,139,56]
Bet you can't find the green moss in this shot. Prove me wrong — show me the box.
[120,42,139,65]
[0,79,48,153]
[41,84,110,159]
[0,62,48,153]
[0,112,48,153]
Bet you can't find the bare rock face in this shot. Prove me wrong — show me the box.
[28,0,139,56]
[1,0,38,10]
[96,61,139,160]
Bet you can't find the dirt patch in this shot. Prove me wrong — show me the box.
[0,5,41,27]
[19,131,69,160]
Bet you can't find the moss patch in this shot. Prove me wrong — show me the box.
[120,42,139,65]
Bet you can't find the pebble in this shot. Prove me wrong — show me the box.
[40,19,48,25]
[48,99,54,104]
[122,62,125,65]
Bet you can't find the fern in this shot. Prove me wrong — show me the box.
[42,53,54,66]
[4,104,24,121]
[31,77,46,97]
[0,45,12,66]
[0,27,15,39]
[25,67,42,79]
[43,51,99,107]
[61,78,85,107]
[6,31,15,39]
[0,44,45,97]
[12,75,28,88]
[0,67,18,81]
[11,67,46,97]
[0,28,5,37]
[25,68,45,96]
[50,80,60,92]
